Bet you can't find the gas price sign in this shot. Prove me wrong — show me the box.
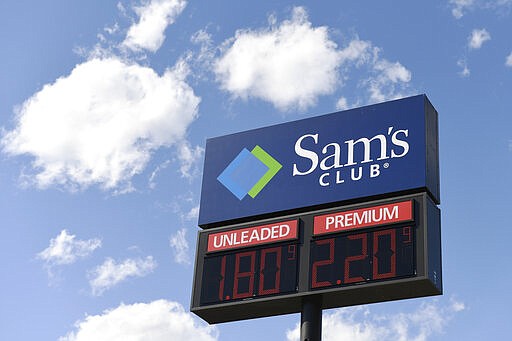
[310,225,415,289]
[310,201,415,289]
[191,193,442,324]
[200,220,300,305]
[192,96,442,324]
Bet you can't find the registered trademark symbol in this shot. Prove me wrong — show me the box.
[383,162,390,169]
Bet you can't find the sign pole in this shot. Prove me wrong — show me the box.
[300,296,322,341]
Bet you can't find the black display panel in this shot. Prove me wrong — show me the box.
[200,243,299,305]
[310,226,415,290]
[191,193,442,324]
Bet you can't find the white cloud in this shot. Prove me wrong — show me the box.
[185,205,200,221]
[450,0,512,18]
[88,256,157,295]
[457,59,471,77]
[123,0,187,52]
[338,39,374,66]
[148,160,171,189]
[214,7,343,111]
[148,141,202,189]
[450,0,475,19]
[214,7,411,111]
[191,29,215,72]
[336,97,350,110]
[176,141,204,179]
[374,60,411,83]
[468,28,491,49]
[366,59,412,103]
[286,299,465,341]
[450,297,466,312]
[1,57,200,192]
[343,41,412,104]
[169,228,190,265]
[38,230,101,266]
[506,52,512,66]
[191,29,213,46]
[104,23,120,36]
[59,299,218,341]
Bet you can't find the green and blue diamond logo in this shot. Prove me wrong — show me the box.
[217,145,282,200]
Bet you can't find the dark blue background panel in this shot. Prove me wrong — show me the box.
[199,95,439,227]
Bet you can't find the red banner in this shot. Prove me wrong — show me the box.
[207,220,298,252]
[314,201,413,235]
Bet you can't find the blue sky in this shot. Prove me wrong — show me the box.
[1,0,511,340]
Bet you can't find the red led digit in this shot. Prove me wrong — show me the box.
[233,251,256,299]
[287,244,297,260]
[311,238,335,288]
[218,255,226,301]
[373,229,396,279]
[344,233,368,284]
[259,247,281,295]
[402,226,412,243]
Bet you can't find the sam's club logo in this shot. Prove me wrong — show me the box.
[218,146,282,200]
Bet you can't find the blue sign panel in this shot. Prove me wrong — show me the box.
[199,94,439,227]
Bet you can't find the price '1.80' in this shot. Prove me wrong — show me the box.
[200,244,299,305]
